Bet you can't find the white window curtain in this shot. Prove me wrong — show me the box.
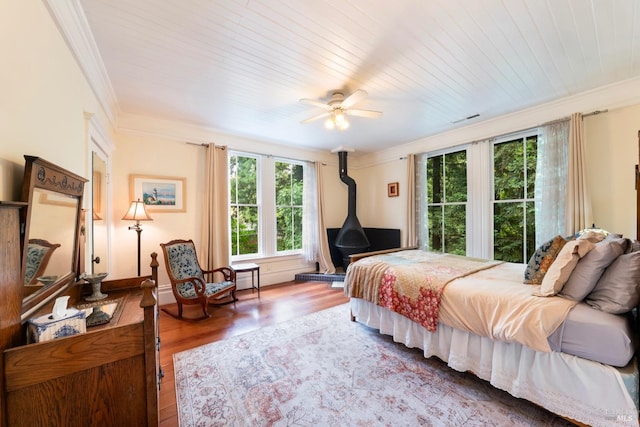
[303,161,335,273]
[415,153,429,250]
[201,143,230,269]
[302,161,318,262]
[404,154,417,248]
[565,112,593,235]
[535,120,569,245]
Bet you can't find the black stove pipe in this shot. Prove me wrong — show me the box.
[334,151,370,266]
[338,151,357,218]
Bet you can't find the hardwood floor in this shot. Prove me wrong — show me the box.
[158,280,349,427]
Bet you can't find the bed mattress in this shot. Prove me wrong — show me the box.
[548,302,635,367]
[444,262,636,366]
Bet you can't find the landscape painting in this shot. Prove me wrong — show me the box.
[130,175,186,212]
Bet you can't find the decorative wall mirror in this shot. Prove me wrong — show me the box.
[20,156,87,317]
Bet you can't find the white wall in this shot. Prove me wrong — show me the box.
[0,0,110,195]
[356,158,408,233]
[111,120,349,303]
[584,104,640,238]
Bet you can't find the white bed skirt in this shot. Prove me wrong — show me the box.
[350,298,639,427]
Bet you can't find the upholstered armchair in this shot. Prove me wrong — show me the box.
[160,239,237,320]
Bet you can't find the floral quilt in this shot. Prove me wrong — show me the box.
[344,250,503,332]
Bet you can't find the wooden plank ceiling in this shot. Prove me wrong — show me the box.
[77,0,640,153]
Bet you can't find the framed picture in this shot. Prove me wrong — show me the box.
[387,182,399,197]
[129,175,186,212]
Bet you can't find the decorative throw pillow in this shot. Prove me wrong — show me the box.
[560,236,626,301]
[523,235,568,284]
[536,239,595,297]
[586,251,640,314]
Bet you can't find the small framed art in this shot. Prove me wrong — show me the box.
[130,175,186,212]
[388,182,399,197]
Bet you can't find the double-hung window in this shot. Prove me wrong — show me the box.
[419,130,539,262]
[275,161,303,251]
[424,149,467,255]
[492,133,537,263]
[229,152,304,259]
[229,154,259,257]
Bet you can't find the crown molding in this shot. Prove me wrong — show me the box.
[44,0,118,127]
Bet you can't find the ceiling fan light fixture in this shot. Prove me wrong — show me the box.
[324,117,335,129]
[325,110,349,131]
[300,89,379,130]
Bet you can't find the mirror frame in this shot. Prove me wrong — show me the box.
[20,155,87,317]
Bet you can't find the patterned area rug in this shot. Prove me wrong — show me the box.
[174,304,573,426]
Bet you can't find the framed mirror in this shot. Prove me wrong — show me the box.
[20,156,87,318]
[92,151,109,274]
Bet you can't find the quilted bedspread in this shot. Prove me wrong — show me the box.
[344,250,503,332]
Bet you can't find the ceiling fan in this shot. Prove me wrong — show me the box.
[299,89,382,130]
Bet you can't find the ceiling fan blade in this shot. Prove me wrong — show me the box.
[347,109,382,119]
[299,98,330,109]
[341,89,368,109]
[300,111,330,124]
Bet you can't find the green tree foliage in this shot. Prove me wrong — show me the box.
[229,156,304,256]
[275,162,303,251]
[230,155,258,255]
[426,135,537,262]
[426,151,467,255]
[493,136,537,263]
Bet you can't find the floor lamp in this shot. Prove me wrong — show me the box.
[122,199,153,276]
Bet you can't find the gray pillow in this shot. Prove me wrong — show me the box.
[585,251,640,314]
[560,236,626,301]
[625,239,640,254]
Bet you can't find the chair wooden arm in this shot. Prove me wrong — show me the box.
[202,267,236,282]
[172,276,207,297]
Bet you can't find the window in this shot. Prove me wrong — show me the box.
[418,130,539,262]
[229,152,305,258]
[275,161,303,251]
[229,155,258,256]
[492,134,537,263]
[425,149,467,255]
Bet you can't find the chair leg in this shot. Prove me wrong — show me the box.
[201,301,210,318]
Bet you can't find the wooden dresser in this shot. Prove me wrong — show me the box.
[0,204,161,426]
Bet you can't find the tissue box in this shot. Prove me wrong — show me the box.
[27,308,86,343]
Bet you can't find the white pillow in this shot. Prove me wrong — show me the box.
[536,239,595,296]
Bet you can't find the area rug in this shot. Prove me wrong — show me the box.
[174,303,572,426]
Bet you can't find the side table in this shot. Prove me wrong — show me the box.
[231,263,260,297]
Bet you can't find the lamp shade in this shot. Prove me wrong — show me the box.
[122,199,153,222]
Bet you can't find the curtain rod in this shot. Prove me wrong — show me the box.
[540,109,608,127]
[186,142,226,149]
[470,109,610,144]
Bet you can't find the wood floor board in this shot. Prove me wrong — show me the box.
[158,280,348,427]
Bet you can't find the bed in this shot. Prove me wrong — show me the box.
[344,238,640,427]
